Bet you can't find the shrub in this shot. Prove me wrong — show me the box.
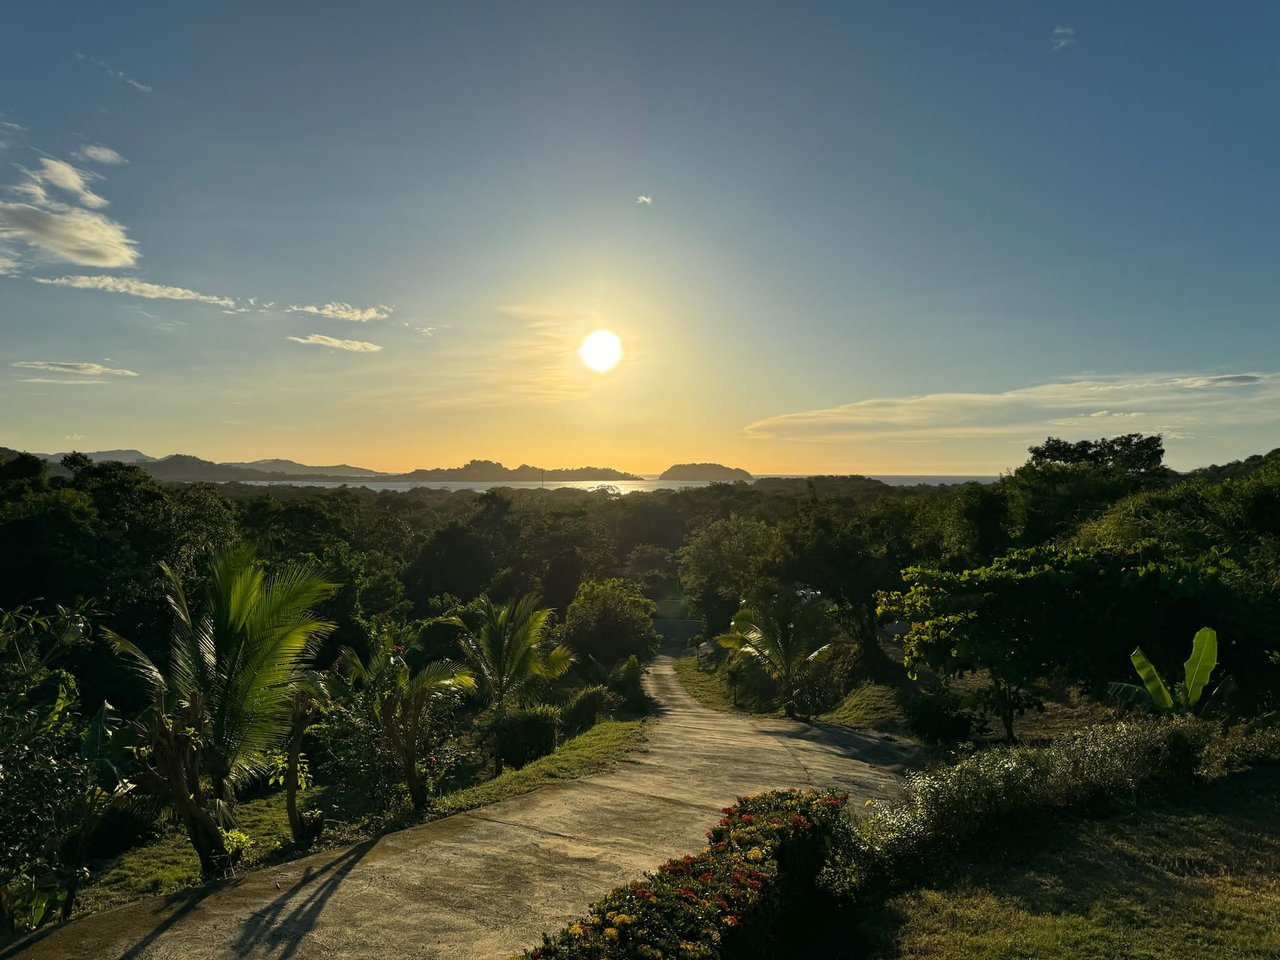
[608,656,648,713]
[823,716,1213,898]
[562,684,611,736]
[525,790,848,960]
[496,705,562,769]
[902,686,978,742]
[1197,719,1280,778]
[220,829,254,868]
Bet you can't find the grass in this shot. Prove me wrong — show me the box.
[78,791,294,913]
[825,765,1280,960]
[672,656,782,716]
[433,718,645,815]
[76,718,646,916]
[819,682,913,734]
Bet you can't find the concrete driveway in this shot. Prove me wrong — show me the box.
[9,656,915,960]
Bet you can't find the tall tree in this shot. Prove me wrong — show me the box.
[109,551,335,877]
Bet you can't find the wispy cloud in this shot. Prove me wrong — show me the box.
[636,195,653,205]
[73,143,127,165]
[744,372,1280,445]
[0,148,137,268]
[17,378,110,385]
[27,158,109,208]
[34,274,236,307]
[0,201,136,267]
[287,334,383,352]
[76,53,152,93]
[0,116,25,151]
[287,302,391,322]
[1052,26,1076,51]
[14,360,139,377]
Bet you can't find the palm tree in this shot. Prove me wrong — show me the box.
[339,634,474,809]
[716,594,834,719]
[283,671,331,843]
[446,594,573,774]
[109,550,335,877]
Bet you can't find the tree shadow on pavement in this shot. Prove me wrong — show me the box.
[233,838,379,959]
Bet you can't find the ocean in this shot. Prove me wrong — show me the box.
[239,475,997,494]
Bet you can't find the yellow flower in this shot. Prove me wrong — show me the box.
[605,927,619,939]
[746,847,764,861]
[568,922,586,937]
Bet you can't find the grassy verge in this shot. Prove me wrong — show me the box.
[432,718,644,815]
[819,683,913,734]
[78,791,293,913]
[671,656,781,716]
[77,718,646,915]
[843,765,1280,960]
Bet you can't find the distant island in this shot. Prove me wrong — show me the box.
[393,460,642,482]
[659,462,753,481]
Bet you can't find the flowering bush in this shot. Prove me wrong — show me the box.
[522,789,847,960]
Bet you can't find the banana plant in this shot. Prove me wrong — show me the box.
[1109,627,1219,713]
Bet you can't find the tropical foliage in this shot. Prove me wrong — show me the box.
[1110,627,1220,713]
[107,550,336,877]
[338,632,474,808]
[3,431,1280,931]
[716,594,835,718]
[446,593,573,773]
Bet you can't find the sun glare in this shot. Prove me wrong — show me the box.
[578,329,623,373]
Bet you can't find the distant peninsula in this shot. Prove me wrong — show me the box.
[393,459,642,482]
[659,462,753,481]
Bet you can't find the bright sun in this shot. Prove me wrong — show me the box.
[578,329,623,373]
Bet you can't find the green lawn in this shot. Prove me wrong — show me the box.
[833,766,1280,960]
[76,718,646,916]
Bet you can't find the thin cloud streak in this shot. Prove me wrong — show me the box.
[73,144,127,165]
[75,54,152,93]
[287,334,383,352]
[17,378,109,385]
[14,360,139,377]
[288,302,391,322]
[744,372,1280,444]
[34,275,236,307]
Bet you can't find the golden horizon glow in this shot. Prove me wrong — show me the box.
[578,329,623,373]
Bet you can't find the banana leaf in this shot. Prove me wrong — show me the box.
[1130,646,1174,711]
[1182,627,1218,707]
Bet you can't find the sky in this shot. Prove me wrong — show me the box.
[2,2,1279,475]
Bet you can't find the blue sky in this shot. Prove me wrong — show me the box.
[2,2,1278,472]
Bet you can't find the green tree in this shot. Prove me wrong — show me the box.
[677,515,783,634]
[1003,434,1169,546]
[339,632,473,809]
[0,606,133,933]
[109,550,336,877]
[446,594,572,774]
[560,578,660,670]
[716,594,835,718]
[783,501,892,679]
